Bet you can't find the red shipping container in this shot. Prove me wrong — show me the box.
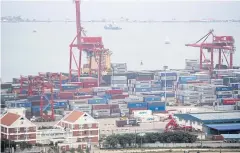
[83,82,98,88]
[129,107,147,114]
[31,101,48,106]
[73,95,93,99]
[212,135,224,141]
[92,104,110,110]
[18,94,28,99]
[77,88,94,94]
[223,99,240,105]
[112,94,129,99]
[59,92,74,99]
[106,89,123,95]
[109,104,119,109]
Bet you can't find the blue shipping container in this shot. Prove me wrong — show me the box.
[216,94,233,99]
[151,87,162,91]
[144,96,161,102]
[178,76,197,84]
[230,83,240,90]
[160,72,177,77]
[147,101,165,106]
[148,106,166,112]
[216,86,233,92]
[127,102,147,108]
[135,88,152,92]
[88,98,107,104]
[54,100,68,107]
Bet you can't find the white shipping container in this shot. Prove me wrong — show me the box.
[139,115,160,123]
[201,95,216,99]
[108,99,125,104]
[69,99,88,105]
[120,108,129,113]
[133,110,152,118]
[71,104,92,110]
[135,81,152,85]
[135,84,151,88]
[119,104,128,109]
[160,76,177,81]
[93,87,111,92]
[93,109,110,114]
[111,76,127,81]
[125,97,144,102]
[216,91,233,95]
[111,84,128,88]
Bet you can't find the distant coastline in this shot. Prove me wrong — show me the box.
[1,16,240,23]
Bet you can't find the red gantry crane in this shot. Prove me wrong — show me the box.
[21,74,55,121]
[185,29,235,71]
[69,0,110,85]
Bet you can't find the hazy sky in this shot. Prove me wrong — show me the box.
[2,1,240,21]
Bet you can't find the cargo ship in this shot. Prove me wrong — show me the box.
[104,23,122,30]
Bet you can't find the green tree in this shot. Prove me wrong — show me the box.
[77,147,84,153]
[105,135,118,148]
[85,147,90,153]
[70,148,75,153]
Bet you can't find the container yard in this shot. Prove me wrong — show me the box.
[1,0,240,153]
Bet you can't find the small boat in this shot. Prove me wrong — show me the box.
[33,30,37,33]
[104,23,122,30]
[165,36,170,44]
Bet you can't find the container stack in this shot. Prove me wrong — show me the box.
[109,104,121,117]
[68,99,91,114]
[5,99,32,118]
[158,71,177,90]
[195,85,216,105]
[125,96,146,114]
[128,80,152,94]
[78,77,98,88]
[105,89,129,100]
[143,96,166,112]
[223,76,240,86]
[111,76,128,91]
[215,86,233,99]
[118,103,129,116]
[210,79,223,85]
[92,104,110,118]
[185,59,200,71]
[151,80,162,91]
[92,87,111,97]
[194,73,211,82]
[177,90,199,104]
[111,63,127,73]
[61,84,82,92]
[230,83,240,98]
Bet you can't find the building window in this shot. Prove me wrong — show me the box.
[88,124,92,128]
[79,124,83,129]
[84,131,87,135]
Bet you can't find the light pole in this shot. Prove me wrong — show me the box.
[111,64,114,88]
[163,66,168,108]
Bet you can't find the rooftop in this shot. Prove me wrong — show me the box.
[205,123,240,131]
[0,112,21,126]
[221,134,240,139]
[174,111,240,124]
[64,110,84,123]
